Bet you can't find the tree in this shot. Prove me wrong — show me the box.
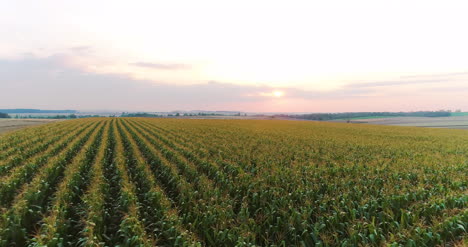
[0,112,11,118]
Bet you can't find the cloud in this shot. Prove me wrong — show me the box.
[130,62,191,70]
[340,70,468,90]
[0,54,370,111]
[1,54,467,112]
[400,71,468,79]
[69,46,93,54]
[344,79,444,88]
[0,55,276,111]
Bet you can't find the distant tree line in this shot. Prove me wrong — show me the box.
[1,113,104,119]
[121,113,163,118]
[0,109,77,114]
[290,111,453,121]
[121,112,243,118]
[0,112,11,118]
[14,114,79,119]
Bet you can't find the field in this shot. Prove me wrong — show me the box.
[0,118,467,246]
[0,119,62,135]
[451,112,468,117]
[333,116,468,130]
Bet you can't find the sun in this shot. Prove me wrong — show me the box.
[273,91,284,97]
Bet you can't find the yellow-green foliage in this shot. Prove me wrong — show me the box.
[0,118,466,246]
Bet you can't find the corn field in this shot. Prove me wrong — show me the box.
[0,118,466,246]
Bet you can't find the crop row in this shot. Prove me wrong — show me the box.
[0,118,466,246]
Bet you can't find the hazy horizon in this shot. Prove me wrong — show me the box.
[2,1,468,112]
[0,108,464,115]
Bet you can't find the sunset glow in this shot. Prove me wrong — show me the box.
[273,91,284,97]
[1,0,467,112]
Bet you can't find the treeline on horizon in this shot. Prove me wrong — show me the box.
[11,114,81,119]
[0,109,77,114]
[0,110,463,120]
[288,110,454,121]
[0,114,100,119]
[121,112,244,118]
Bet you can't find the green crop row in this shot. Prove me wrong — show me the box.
[0,118,466,246]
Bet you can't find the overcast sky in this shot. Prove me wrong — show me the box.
[1,0,468,112]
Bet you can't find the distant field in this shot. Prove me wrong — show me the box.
[333,116,468,129]
[451,112,468,117]
[0,119,62,134]
[0,118,467,246]
[339,116,401,120]
[329,112,468,121]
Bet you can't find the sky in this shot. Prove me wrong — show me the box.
[1,0,468,112]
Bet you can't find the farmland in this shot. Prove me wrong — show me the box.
[332,116,468,130]
[0,119,62,135]
[0,118,467,246]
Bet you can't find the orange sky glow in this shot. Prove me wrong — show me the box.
[1,0,467,112]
